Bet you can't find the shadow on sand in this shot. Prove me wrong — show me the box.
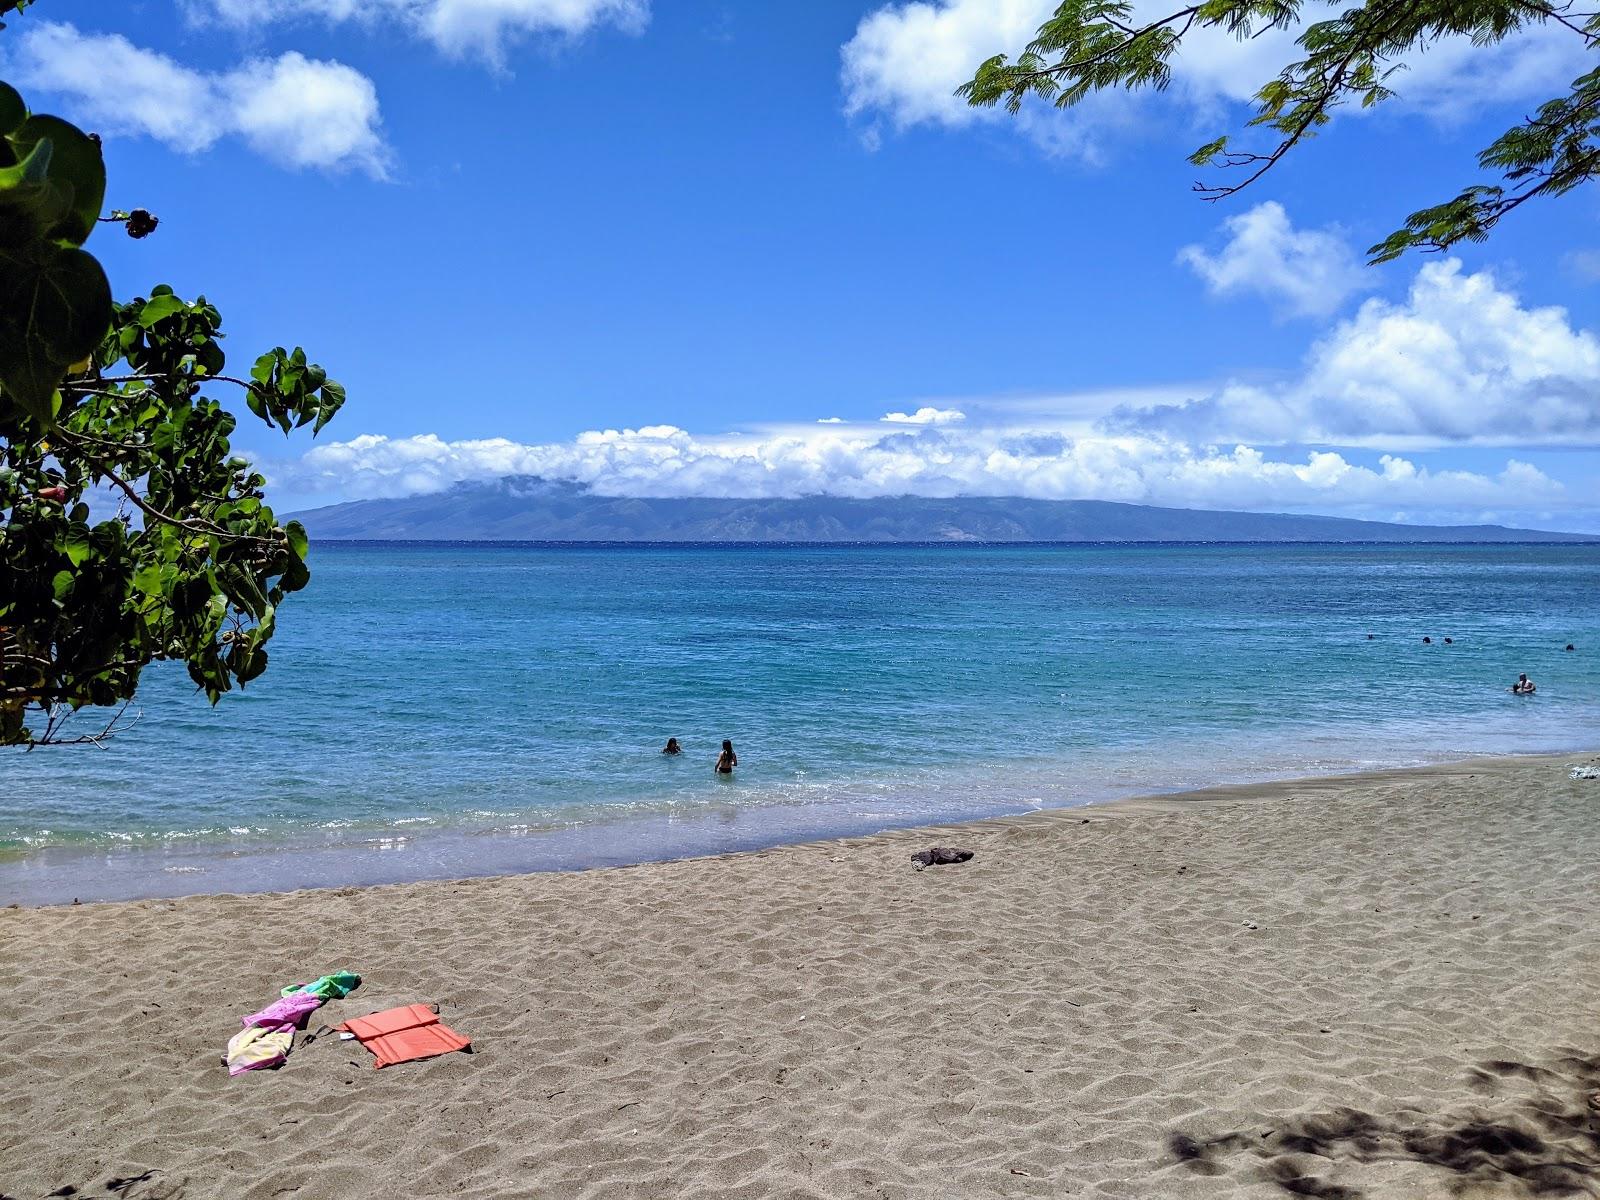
[1169,1050,1600,1198]
[2,1172,183,1200]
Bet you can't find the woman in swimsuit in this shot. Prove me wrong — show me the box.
[662,737,682,755]
[715,739,737,774]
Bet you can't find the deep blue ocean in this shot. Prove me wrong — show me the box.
[3,542,1597,903]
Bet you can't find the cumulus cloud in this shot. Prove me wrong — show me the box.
[7,23,388,175]
[839,0,1590,155]
[842,0,1050,131]
[185,0,649,67]
[1178,202,1371,319]
[839,0,1125,158]
[277,424,1568,526]
[1118,259,1600,446]
[881,407,966,425]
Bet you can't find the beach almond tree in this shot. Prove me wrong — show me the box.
[0,60,346,747]
[958,0,1600,261]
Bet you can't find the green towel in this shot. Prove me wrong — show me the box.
[280,970,361,1000]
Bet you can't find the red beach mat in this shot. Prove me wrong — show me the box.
[335,1003,471,1069]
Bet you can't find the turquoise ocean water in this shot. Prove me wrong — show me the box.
[2,542,1597,904]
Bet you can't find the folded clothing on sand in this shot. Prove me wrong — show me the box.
[336,1003,472,1069]
[225,990,326,1075]
[243,992,324,1031]
[226,970,363,1077]
[281,970,362,1000]
[224,1026,295,1076]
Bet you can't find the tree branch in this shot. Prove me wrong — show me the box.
[27,700,138,749]
[1016,6,1202,85]
[1511,0,1600,41]
[71,373,261,391]
[1195,0,1421,200]
[51,436,280,546]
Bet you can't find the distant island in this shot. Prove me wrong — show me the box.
[288,477,1597,543]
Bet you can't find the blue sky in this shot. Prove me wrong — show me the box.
[8,0,1600,530]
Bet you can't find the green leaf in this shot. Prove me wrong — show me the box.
[194,338,225,376]
[60,523,90,567]
[1188,136,1227,167]
[279,552,310,594]
[132,563,166,596]
[285,520,309,561]
[0,82,26,137]
[0,241,112,424]
[136,293,186,327]
[9,114,105,245]
[0,138,71,248]
[0,134,49,185]
[250,348,280,386]
[313,379,345,434]
[233,643,269,684]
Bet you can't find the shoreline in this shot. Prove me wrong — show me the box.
[5,749,1599,1197]
[6,746,1597,908]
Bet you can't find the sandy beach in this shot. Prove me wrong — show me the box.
[5,752,1600,1199]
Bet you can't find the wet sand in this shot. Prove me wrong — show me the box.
[4,752,1600,1198]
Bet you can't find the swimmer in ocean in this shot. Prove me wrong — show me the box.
[715,739,737,774]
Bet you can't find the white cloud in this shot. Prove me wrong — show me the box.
[277,424,1571,528]
[817,417,845,423]
[224,53,387,173]
[839,0,1589,155]
[7,23,388,175]
[841,0,1049,131]
[839,0,1123,158]
[1178,202,1371,319]
[421,0,649,63]
[881,406,966,425]
[185,0,649,67]
[1119,259,1600,446]
[1377,23,1593,123]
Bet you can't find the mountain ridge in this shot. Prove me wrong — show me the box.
[287,477,1598,543]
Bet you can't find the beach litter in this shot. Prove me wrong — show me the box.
[912,846,975,871]
[336,1002,472,1069]
[223,969,362,1076]
[1571,766,1600,780]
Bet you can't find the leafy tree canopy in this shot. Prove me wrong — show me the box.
[957,0,1600,261]
[0,60,345,747]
